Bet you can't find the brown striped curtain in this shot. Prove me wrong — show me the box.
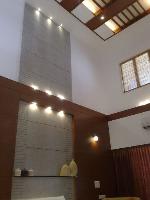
[113,145,150,200]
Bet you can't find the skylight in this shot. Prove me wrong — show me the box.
[82,0,100,14]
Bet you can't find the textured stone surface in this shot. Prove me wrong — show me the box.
[12,3,73,200]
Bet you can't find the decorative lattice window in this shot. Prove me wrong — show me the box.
[121,50,150,92]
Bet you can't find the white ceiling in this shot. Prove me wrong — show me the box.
[26,0,104,49]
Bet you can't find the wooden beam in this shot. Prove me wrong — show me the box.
[60,0,84,12]
[107,103,150,121]
[121,8,150,30]
[86,0,137,30]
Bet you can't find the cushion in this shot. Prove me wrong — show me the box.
[104,198,140,200]
[20,196,65,200]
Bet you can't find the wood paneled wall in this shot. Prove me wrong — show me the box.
[0,76,116,200]
[74,115,116,200]
[0,87,19,199]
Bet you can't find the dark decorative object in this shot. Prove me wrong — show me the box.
[143,125,150,130]
[21,169,29,177]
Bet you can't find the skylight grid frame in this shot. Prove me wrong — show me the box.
[120,49,150,93]
[55,0,150,41]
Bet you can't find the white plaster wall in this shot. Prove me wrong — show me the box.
[71,15,150,114]
[109,111,150,149]
[71,35,107,113]
[0,0,25,81]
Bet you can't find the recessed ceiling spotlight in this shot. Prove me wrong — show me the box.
[100,15,105,20]
[50,17,53,20]
[57,94,65,100]
[31,84,39,90]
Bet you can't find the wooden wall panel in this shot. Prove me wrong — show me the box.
[0,87,19,200]
[0,76,116,200]
[74,115,116,200]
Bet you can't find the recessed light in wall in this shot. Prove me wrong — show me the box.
[92,135,99,142]
[35,8,41,16]
[100,15,105,20]
[57,110,65,118]
[45,106,52,114]
[29,102,38,111]
[47,17,52,24]
[57,94,65,100]
[31,84,39,90]
[45,90,52,96]
[138,99,150,106]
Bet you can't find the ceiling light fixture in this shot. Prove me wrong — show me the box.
[82,0,100,14]
[100,15,105,20]
[92,135,99,142]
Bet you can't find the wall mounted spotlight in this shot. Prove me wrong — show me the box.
[92,135,99,142]
[57,94,65,100]
[31,85,39,90]
[58,111,65,118]
[29,102,38,111]
[45,90,52,96]
[45,106,52,114]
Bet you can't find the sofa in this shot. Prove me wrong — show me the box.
[104,198,140,200]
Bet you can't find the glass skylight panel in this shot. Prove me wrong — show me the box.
[128,6,139,17]
[139,0,150,10]
[113,16,124,27]
[133,2,144,13]
[118,13,128,23]
[82,0,100,14]
[72,3,94,23]
[95,24,114,40]
[105,19,120,33]
[95,0,106,7]
[135,52,150,86]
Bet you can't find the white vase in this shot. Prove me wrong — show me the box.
[60,164,70,176]
[28,169,34,176]
[14,168,21,176]
[69,159,78,177]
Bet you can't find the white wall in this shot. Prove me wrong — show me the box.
[71,15,150,114]
[0,0,25,81]
[71,35,107,113]
[109,111,150,149]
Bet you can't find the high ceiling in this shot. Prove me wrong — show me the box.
[55,0,150,41]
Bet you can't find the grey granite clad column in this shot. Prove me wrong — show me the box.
[12,3,73,200]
